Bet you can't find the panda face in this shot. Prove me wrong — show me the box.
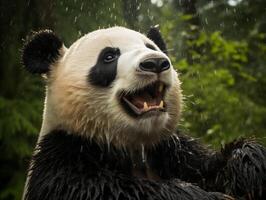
[23,27,181,147]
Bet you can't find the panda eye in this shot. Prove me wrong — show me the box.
[104,52,116,63]
[100,47,120,64]
[103,48,121,63]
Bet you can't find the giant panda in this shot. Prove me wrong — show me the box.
[22,26,266,200]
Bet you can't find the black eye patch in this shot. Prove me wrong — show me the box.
[145,43,157,51]
[89,47,120,87]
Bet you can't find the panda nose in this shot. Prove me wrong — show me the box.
[139,58,170,73]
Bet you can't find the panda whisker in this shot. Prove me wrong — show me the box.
[67,85,88,89]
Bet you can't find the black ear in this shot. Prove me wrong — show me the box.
[147,25,167,54]
[22,30,63,74]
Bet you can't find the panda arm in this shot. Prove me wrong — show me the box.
[148,132,266,199]
[218,138,266,199]
[147,132,224,189]
[24,130,230,200]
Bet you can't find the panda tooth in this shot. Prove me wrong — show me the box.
[159,83,164,92]
[159,100,164,108]
[144,102,148,110]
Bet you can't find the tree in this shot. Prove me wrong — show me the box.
[0,0,55,198]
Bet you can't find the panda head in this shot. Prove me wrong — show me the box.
[22,26,182,148]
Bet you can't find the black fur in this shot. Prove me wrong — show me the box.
[89,47,120,87]
[220,139,266,199]
[146,133,226,188]
[145,43,157,51]
[147,26,167,54]
[22,30,63,74]
[148,134,266,199]
[25,129,266,200]
[25,130,232,200]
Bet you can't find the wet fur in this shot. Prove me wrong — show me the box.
[22,27,266,199]
[26,129,266,200]
[26,129,232,200]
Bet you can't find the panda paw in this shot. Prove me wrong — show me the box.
[172,180,234,200]
[222,140,266,199]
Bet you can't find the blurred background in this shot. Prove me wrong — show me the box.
[0,0,266,199]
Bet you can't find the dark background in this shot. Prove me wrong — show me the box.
[0,0,266,199]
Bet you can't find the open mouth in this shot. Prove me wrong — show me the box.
[119,81,167,117]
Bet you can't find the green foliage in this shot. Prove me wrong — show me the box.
[176,31,266,147]
[0,81,43,199]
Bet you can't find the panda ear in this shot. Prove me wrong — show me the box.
[22,30,63,74]
[147,25,167,54]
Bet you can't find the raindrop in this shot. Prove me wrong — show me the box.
[210,0,214,8]
[137,2,142,10]
[226,7,229,13]
[205,18,208,25]
[157,0,163,7]
[141,144,146,163]
[138,14,144,21]
[228,0,242,7]
[151,0,163,7]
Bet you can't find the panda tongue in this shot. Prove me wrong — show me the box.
[131,92,157,109]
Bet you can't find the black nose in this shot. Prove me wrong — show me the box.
[139,58,170,73]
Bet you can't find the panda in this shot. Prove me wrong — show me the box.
[22,26,266,200]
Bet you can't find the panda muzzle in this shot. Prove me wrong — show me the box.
[120,81,166,116]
